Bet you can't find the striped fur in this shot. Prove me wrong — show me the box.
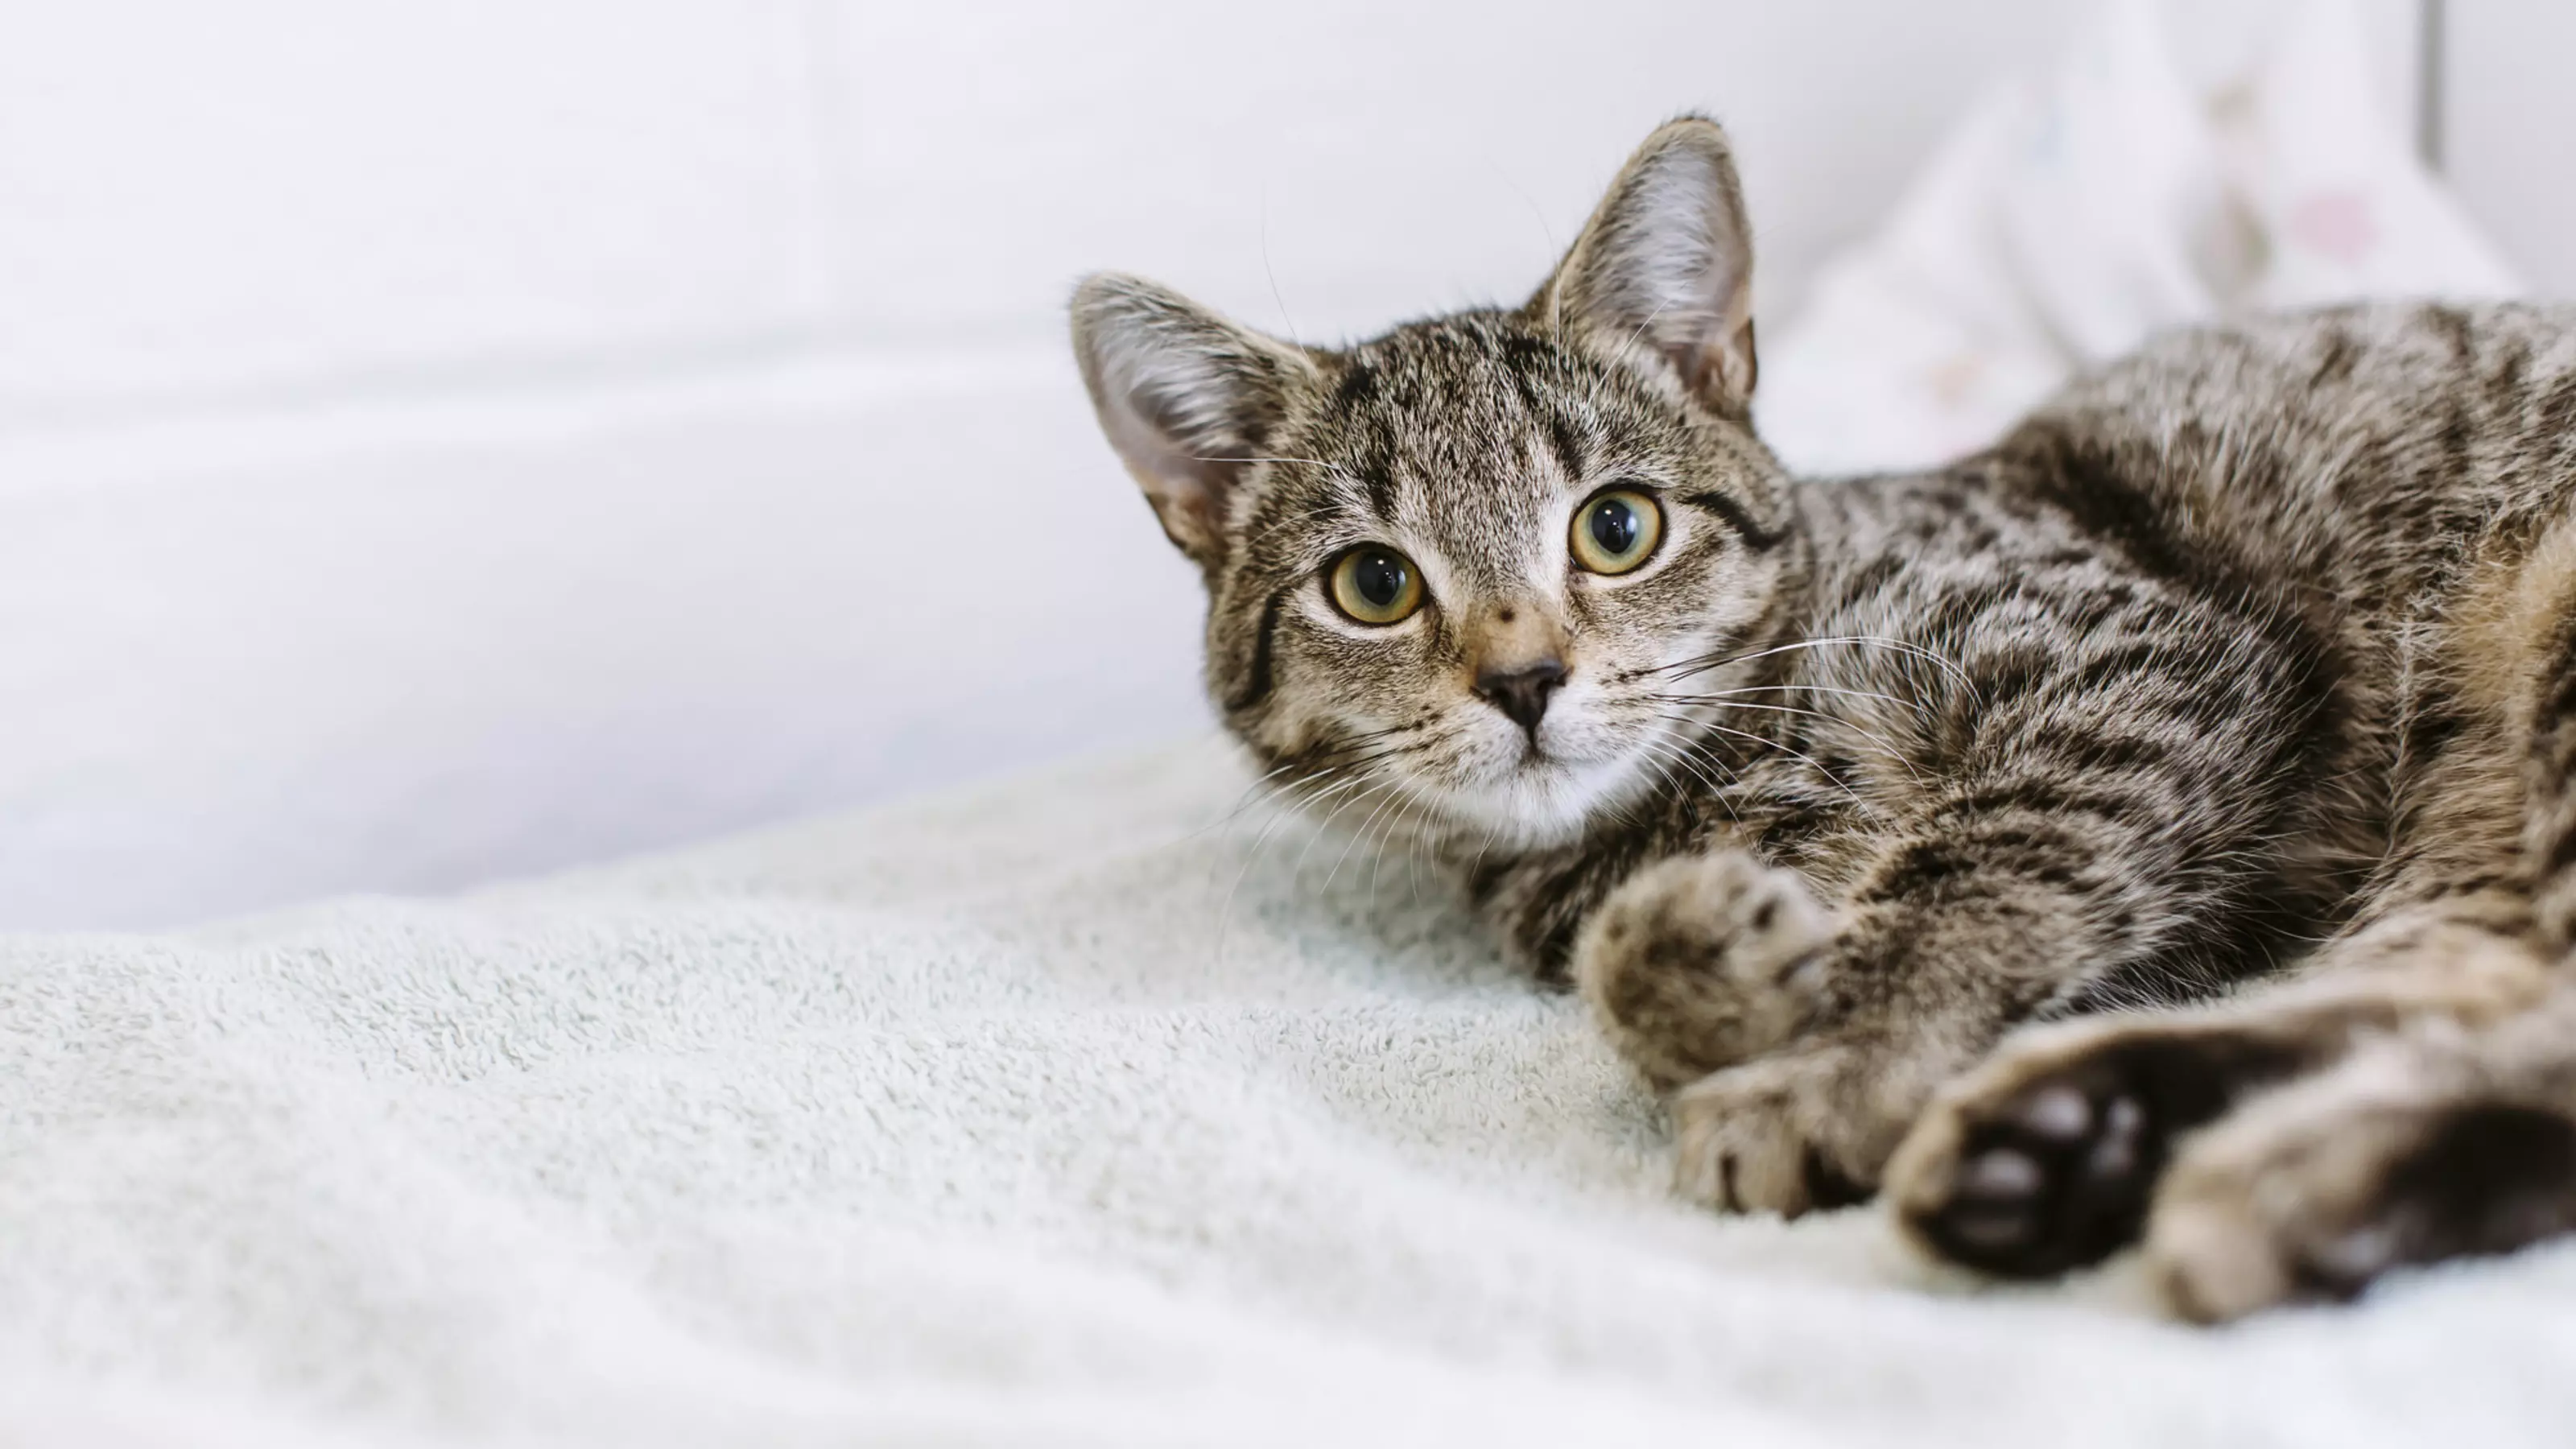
[1071,118,2576,1319]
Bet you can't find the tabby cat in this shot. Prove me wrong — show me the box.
[1069,117,2576,1320]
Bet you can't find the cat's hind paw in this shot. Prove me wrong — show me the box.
[2146,1063,2576,1322]
[1885,1015,2304,1278]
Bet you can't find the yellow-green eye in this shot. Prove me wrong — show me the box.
[1327,546,1426,625]
[1571,487,1664,575]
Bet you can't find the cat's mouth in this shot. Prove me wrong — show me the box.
[1393,721,1661,848]
[1485,724,1577,778]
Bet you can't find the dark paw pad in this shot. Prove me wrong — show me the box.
[1917,1077,2158,1276]
[1913,1033,2305,1278]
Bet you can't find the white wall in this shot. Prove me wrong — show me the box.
[2443,4,2576,300]
[0,0,2514,930]
[2,0,2107,930]
[3,0,2107,413]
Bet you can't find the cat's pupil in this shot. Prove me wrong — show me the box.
[1590,498,1639,555]
[1353,551,1407,607]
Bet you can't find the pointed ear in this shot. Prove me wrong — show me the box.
[1534,117,1758,416]
[1070,273,1316,570]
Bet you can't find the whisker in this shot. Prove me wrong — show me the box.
[1682,716,1881,818]
[1462,817,1500,892]
[1653,680,1934,719]
[1321,778,1416,897]
[1629,731,1744,824]
[1627,633,1980,703]
[1367,791,1430,919]
[1634,727,1742,794]
[1178,753,1330,848]
[1283,770,1397,880]
[1641,696,1927,786]
[1216,765,1386,961]
[1616,729,1728,829]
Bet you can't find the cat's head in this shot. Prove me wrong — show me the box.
[1071,118,1798,851]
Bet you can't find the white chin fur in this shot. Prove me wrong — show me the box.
[1306,696,1706,853]
[1410,741,1653,850]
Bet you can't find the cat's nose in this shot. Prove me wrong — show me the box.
[1475,658,1567,733]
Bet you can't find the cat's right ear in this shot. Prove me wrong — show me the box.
[1071,274,1315,571]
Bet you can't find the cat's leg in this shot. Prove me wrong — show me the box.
[2145,981,2576,1321]
[2138,522,2576,1316]
[1895,512,2576,1298]
[1574,850,1880,1213]
[1575,762,2309,1219]
[1579,559,2343,1216]
[1883,892,2551,1277]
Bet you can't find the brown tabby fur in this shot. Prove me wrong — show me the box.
[1070,117,2576,1320]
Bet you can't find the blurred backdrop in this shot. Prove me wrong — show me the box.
[1,0,2562,929]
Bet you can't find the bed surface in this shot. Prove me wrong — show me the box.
[10,740,2572,1447]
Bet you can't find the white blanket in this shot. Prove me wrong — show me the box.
[9,739,2575,1447]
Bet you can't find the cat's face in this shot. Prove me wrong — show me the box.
[1073,119,1797,850]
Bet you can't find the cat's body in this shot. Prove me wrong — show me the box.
[1071,118,2576,1320]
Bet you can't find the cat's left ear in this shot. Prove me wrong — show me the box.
[1071,273,1317,572]
[1534,117,1758,417]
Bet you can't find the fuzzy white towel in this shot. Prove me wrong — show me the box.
[6,740,2574,1447]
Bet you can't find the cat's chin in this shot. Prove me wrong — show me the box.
[1410,749,1655,852]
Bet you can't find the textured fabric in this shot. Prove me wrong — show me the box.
[5,738,2574,1446]
[1757,0,2519,475]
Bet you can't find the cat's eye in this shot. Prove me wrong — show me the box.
[1570,488,1664,575]
[1327,546,1426,625]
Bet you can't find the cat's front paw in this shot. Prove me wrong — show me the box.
[1670,1042,1886,1216]
[1573,849,1834,1091]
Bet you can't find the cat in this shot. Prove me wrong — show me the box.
[1067,116,2576,1322]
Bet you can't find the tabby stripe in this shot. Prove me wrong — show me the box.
[1223,588,1289,713]
[1948,780,2164,825]
[1677,490,1790,551]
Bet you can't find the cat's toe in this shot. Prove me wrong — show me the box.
[1673,1043,1887,1217]
[1575,849,1834,1090]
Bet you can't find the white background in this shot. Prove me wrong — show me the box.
[0,0,2545,929]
